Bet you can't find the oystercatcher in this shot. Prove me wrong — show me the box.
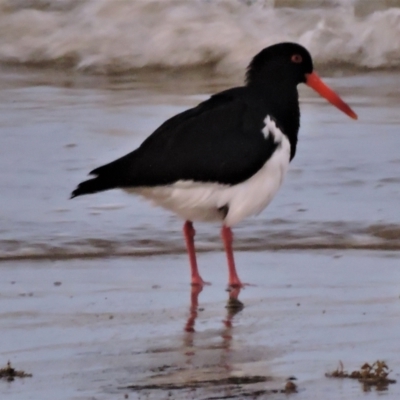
[71,42,357,288]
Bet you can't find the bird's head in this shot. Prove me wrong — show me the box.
[246,42,357,120]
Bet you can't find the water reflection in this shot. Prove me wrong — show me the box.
[183,285,244,371]
[184,286,243,334]
[184,285,203,334]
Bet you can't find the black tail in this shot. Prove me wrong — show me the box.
[71,149,141,199]
[70,176,116,199]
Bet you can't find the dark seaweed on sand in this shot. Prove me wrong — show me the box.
[326,360,396,391]
[0,361,32,382]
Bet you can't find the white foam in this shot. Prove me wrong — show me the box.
[0,0,399,73]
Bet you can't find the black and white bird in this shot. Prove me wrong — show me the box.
[71,42,357,288]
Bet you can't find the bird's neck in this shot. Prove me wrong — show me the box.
[251,81,300,161]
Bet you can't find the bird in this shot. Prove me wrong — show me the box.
[71,42,357,289]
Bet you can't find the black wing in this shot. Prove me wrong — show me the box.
[71,87,278,198]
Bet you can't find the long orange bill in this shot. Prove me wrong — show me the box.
[306,72,358,120]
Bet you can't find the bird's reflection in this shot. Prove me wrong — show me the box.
[183,285,244,364]
[184,286,243,334]
[184,285,204,334]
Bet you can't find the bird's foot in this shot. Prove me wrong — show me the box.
[226,281,256,290]
[191,276,211,287]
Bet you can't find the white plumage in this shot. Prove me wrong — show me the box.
[127,115,291,226]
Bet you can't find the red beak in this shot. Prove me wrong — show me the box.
[306,72,358,120]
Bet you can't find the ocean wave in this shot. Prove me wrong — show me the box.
[0,0,400,74]
[1,222,400,261]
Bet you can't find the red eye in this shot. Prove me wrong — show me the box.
[291,54,302,63]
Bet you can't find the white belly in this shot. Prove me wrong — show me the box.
[127,117,291,226]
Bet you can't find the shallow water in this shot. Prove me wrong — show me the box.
[0,69,399,259]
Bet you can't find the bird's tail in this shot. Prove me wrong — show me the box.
[70,176,116,199]
[71,149,139,199]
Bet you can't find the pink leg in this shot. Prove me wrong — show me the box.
[183,221,207,286]
[221,226,243,288]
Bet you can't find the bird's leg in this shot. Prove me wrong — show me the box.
[221,225,243,288]
[183,221,207,286]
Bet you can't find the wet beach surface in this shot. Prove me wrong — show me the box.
[1,68,400,399]
[1,251,400,399]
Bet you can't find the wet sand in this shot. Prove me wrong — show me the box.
[1,251,400,399]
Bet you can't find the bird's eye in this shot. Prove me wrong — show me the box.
[291,54,302,63]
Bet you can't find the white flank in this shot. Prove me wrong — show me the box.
[128,116,291,226]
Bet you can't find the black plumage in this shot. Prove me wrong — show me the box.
[71,43,313,199]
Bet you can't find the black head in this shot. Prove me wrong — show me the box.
[246,42,313,86]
